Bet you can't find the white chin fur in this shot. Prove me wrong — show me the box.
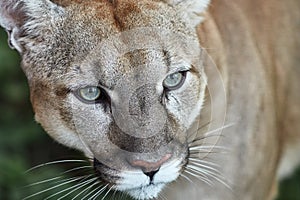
[115,159,182,200]
[126,184,165,200]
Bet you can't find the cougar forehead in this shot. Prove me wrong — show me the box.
[22,0,197,82]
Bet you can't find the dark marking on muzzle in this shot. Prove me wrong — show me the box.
[93,158,120,184]
[129,85,154,127]
[107,123,173,153]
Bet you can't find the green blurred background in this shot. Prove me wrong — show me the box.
[0,27,299,200]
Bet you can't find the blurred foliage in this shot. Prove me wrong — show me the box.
[277,167,300,200]
[0,26,299,200]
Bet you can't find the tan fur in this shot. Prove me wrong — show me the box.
[0,0,299,199]
[191,1,300,199]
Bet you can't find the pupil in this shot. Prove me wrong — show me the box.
[168,73,180,85]
[163,72,185,90]
[82,87,99,99]
[88,88,95,94]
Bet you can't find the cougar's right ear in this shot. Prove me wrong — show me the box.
[0,0,65,53]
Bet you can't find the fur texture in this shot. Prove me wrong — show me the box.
[0,0,300,199]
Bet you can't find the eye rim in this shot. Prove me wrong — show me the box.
[73,86,103,104]
[163,71,187,91]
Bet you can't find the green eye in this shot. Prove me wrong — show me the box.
[76,86,101,103]
[163,71,186,90]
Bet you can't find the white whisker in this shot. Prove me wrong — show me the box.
[188,158,220,168]
[158,192,168,200]
[187,164,232,190]
[72,180,100,200]
[185,165,209,180]
[189,133,222,144]
[22,176,88,200]
[204,123,235,136]
[88,184,108,200]
[189,150,228,154]
[44,176,94,200]
[184,169,213,186]
[101,185,113,200]
[188,161,221,174]
[189,123,235,144]
[81,184,103,200]
[63,165,93,174]
[110,188,119,200]
[25,176,62,187]
[25,160,89,173]
[189,145,230,151]
[179,173,194,184]
[57,177,97,200]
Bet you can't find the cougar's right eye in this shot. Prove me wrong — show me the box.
[75,86,101,104]
[163,71,187,91]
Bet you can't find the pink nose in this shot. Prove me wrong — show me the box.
[130,154,172,173]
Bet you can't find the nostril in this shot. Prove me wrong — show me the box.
[129,154,171,173]
[144,169,160,182]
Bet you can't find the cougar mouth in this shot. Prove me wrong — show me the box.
[93,156,186,200]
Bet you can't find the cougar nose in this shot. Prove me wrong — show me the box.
[130,154,171,180]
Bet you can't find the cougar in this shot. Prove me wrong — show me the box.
[1,0,300,199]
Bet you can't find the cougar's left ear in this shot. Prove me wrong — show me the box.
[163,0,210,27]
[0,0,65,53]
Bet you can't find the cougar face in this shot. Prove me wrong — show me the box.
[0,0,208,199]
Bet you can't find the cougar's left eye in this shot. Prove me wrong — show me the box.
[75,86,101,103]
[163,71,186,90]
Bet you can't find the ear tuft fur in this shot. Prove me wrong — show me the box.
[163,0,210,27]
[0,1,24,30]
[0,0,64,52]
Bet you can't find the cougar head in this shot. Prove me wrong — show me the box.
[0,0,209,199]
